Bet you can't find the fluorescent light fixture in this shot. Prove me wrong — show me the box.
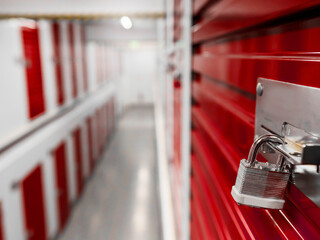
[120,16,133,30]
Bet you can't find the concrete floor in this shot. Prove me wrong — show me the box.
[59,106,161,240]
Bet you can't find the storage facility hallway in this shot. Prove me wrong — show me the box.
[4,1,320,240]
[59,106,161,240]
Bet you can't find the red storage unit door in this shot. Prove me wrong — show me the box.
[174,0,183,42]
[97,109,102,154]
[0,203,4,240]
[94,109,100,159]
[52,22,65,106]
[110,98,115,132]
[105,102,109,140]
[21,165,47,240]
[68,22,77,98]
[190,1,320,239]
[81,26,88,92]
[21,22,46,119]
[72,127,84,196]
[86,117,94,173]
[53,142,70,230]
[96,45,103,84]
[99,107,106,151]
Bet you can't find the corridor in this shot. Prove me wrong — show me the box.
[59,106,161,240]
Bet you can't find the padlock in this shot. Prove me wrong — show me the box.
[231,135,290,209]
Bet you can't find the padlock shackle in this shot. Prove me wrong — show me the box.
[248,135,285,167]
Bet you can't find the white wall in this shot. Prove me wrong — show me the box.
[119,45,157,109]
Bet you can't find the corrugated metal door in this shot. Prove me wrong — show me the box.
[21,23,46,119]
[68,22,77,98]
[81,26,88,92]
[190,1,320,239]
[0,204,4,240]
[86,117,94,174]
[52,22,65,106]
[21,165,47,240]
[110,98,115,133]
[73,127,84,196]
[53,142,70,231]
[96,45,103,84]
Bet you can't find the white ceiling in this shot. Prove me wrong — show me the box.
[0,0,164,15]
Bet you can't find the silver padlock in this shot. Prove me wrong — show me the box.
[231,135,290,209]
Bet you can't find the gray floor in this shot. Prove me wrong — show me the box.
[59,106,161,240]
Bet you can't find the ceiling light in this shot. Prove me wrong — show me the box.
[120,16,133,30]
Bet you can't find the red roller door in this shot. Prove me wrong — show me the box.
[68,22,77,98]
[81,26,88,92]
[72,127,84,196]
[100,106,106,150]
[110,98,115,133]
[94,109,100,160]
[96,45,103,84]
[52,22,65,105]
[21,22,46,119]
[86,117,94,173]
[105,102,109,141]
[0,203,4,240]
[52,22,65,106]
[21,165,47,240]
[174,0,183,42]
[53,142,70,230]
[190,1,320,239]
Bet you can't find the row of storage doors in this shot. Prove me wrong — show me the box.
[0,96,116,240]
[0,19,120,147]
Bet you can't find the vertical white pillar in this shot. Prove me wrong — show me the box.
[181,0,192,239]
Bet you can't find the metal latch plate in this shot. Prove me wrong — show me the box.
[255,78,320,206]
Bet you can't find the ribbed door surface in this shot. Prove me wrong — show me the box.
[190,1,320,239]
[21,23,46,119]
[68,23,77,98]
[53,142,70,230]
[52,22,65,106]
[0,204,4,240]
[96,45,103,84]
[21,166,46,240]
[73,127,84,196]
[86,117,95,174]
[81,26,88,92]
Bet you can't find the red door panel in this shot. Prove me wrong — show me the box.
[0,203,4,240]
[21,23,46,119]
[100,107,106,151]
[190,2,320,239]
[86,117,94,173]
[81,26,88,92]
[21,165,46,240]
[52,22,65,106]
[72,128,83,196]
[110,98,115,133]
[53,142,70,230]
[94,109,100,160]
[106,102,109,139]
[96,45,103,84]
[192,0,320,43]
[97,109,102,154]
[68,23,77,98]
